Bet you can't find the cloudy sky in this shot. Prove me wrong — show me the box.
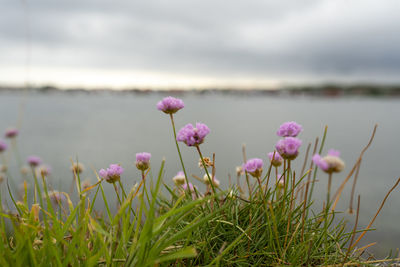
[1,0,400,89]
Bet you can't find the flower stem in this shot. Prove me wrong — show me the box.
[169,114,193,197]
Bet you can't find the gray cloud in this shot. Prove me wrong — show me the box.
[1,0,400,85]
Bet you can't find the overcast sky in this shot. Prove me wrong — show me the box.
[1,0,400,88]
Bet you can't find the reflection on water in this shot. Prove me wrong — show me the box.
[0,92,399,257]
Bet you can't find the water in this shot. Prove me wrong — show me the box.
[0,91,399,257]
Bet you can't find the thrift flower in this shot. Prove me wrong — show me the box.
[277,121,303,137]
[268,151,283,167]
[198,157,213,169]
[135,152,151,171]
[71,163,84,174]
[27,156,42,167]
[99,164,124,183]
[203,174,220,188]
[5,128,18,138]
[157,96,185,114]
[0,140,7,153]
[172,171,186,185]
[177,123,210,146]
[312,149,345,174]
[275,137,302,160]
[243,158,263,178]
[36,165,51,177]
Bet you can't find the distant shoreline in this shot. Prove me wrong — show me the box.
[1,84,400,97]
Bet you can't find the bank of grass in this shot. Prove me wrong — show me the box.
[0,107,399,266]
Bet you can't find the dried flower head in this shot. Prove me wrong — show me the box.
[275,137,302,160]
[203,174,220,187]
[157,96,185,114]
[36,165,51,177]
[177,123,210,147]
[243,158,263,178]
[27,156,42,167]
[277,121,303,137]
[312,149,345,174]
[135,152,151,171]
[198,157,213,169]
[0,173,4,183]
[0,140,8,153]
[99,164,124,183]
[268,151,283,167]
[172,171,186,185]
[5,128,19,138]
[71,163,84,174]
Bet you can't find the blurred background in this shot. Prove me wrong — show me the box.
[1,0,400,258]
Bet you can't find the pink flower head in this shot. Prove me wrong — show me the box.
[5,128,19,138]
[277,121,303,137]
[312,149,345,174]
[177,123,210,147]
[0,140,7,153]
[99,164,124,183]
[268,151,283,167]
[27,156,42,167]
[243,158,263,178]
[275,137,302,160]
[157,96,185,114]
[135,152,151,171]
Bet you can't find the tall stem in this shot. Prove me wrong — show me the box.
[169,114,192,196]
[327,173,332,209]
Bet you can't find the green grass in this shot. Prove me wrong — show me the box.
[0,115,398,266]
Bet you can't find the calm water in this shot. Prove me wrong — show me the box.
[1,91,399,257]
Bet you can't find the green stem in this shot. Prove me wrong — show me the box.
[169,114,193,197]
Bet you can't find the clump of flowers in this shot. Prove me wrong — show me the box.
[36,165,51,177]
[71,163,84,174]
[277,121,303,137]
[177,123,210,147]
[268,151,283,167]
[157,96,185,114]
[135,152,151,171]
[203,174,220,188]
[173,171,186,185]
[198,157,213,169]
[99,164,124,183]
[27,156,42,168]
[243,158,263,178]
[0,140,8,153]
[313,149,345,174]
[275,137,302,160]
[5,128,19,139]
